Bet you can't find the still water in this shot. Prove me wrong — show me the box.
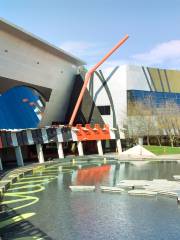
[2,160,180,240]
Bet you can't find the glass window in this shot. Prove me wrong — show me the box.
[97,105,111,115]
[128,90,180,108]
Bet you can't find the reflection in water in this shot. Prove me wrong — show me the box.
[76,165,110,185]
[118,161,180,181]
[63,172,73,187]
[113,163,120,186]
[2,161,180,240]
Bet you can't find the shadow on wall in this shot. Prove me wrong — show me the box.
[0,86,45,129]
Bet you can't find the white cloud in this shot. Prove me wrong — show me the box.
[60,41,131,68]
[59,41,104,58]
[60,41,92,55]
[60,39,180,70]
[132,40,180,69]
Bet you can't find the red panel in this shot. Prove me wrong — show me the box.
[75,124,111,141]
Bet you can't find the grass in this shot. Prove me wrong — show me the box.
[144,145,180,155]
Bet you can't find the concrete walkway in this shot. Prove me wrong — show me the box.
[158,154,180,160]
[104,152,180,161]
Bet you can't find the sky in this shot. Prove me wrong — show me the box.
[1,0,180,69]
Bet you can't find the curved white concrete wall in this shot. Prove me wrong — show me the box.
[91,65,152,136]
[0,29,83,126]
[91,65,127,130]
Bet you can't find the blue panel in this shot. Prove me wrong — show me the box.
[0,86,41,129]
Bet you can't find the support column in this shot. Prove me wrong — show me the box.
[0,156,3,171]
[77,141,84,156]
[138,137,143,146]
[97,140,103,156]
[116,139,122,155]
[36,144,44,163]
[56,142,64,159]
[15,146,24,167]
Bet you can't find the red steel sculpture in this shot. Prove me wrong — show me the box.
[69,34,129,126]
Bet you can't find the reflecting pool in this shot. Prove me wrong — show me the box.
[1,160,180,240]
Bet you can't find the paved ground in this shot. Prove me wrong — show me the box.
[105,152,180,161]
[158,154,180,159]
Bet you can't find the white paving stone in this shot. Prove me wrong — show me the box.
[117,179,180,200]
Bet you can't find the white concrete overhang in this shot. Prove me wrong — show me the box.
[0,18,86,66]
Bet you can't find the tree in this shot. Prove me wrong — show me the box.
[127,96,155,145]
[126,95,180,147]
[155,101,180,147]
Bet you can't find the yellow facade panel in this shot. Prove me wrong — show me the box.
[148,68,162,92]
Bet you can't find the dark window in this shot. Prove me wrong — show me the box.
[97,105,111,115]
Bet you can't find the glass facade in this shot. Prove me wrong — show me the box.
[127,90,180,139]
[128,90,180,107]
